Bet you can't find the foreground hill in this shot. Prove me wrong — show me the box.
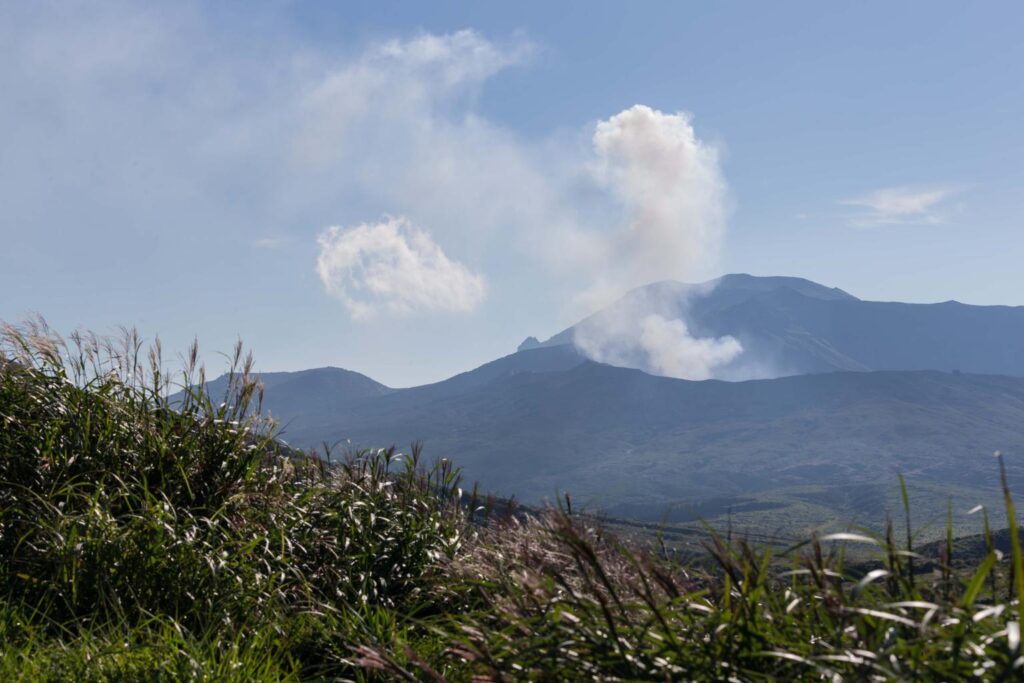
[528,273,1024,378]
[229,348,1024,534]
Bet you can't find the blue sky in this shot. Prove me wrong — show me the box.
[1,1,1022,386]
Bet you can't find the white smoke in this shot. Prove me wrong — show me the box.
[637,315,741,380]
[576,312,741,381]
[572,285,742,381]
[570,106,742,380]
[316,217,486,319]
[592,105,726,285]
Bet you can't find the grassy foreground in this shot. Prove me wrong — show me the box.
[2,322,1024,681]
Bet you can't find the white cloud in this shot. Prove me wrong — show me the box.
[316,217,486,319]
[841,186,958,227]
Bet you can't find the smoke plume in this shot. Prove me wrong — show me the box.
[570,106,742,380]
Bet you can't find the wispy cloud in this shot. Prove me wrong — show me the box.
[840,186,960,227]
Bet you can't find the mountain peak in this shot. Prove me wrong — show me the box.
[518,336,542,352]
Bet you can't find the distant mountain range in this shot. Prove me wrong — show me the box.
[525,274,1024,378]
[199,274,1024,534]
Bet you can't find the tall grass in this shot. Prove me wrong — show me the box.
[0,321,470,680]
[2,320,1023,680]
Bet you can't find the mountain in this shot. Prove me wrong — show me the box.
[196,274,1024,535]
[226,348,1024,535]
[220,345,585,442]
[529,274,1024,378]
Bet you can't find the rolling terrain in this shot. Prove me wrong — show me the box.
[196,275,1024,538]
[201,351,1024,539]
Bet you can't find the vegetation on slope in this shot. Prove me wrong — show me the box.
[2,321,1024,681]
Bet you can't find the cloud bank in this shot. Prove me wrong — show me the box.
[316,218,486,319]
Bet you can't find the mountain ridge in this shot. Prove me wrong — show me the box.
[233,352,1024,509]
[195,273,1024,532]
[523,274,1024,379]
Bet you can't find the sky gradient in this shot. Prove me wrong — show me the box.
[2,1,1022,386]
